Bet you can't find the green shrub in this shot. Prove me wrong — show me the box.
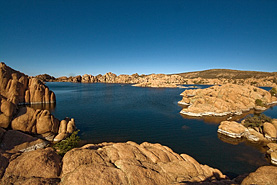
[270,87,277,96]
[53,130,80,156]
[255,99,265,107]
[243,114,272,128]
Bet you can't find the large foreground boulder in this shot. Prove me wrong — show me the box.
[241,166,277,185]
[60,141,227,185]
[2,147,61,182]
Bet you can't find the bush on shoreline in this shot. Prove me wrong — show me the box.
[53,130,80,156]
[255,99,266,107]
[270,87,277,96]
[243,114,272,128]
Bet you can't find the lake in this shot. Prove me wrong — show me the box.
[39,82,276,178]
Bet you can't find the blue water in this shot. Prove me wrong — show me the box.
[42,82,277,178]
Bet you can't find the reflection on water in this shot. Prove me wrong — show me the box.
[180,110,256,124]
[217,133,243,145]
[27,103,56,112]
[43,82,277,178]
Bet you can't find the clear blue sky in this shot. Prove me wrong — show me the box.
[1,0,277,77]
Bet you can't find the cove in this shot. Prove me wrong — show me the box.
[32,82,277,178]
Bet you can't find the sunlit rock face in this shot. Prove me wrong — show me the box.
[179,84,277,117]
[0,63,75,147]
[0,62,56,104]
[241,166,277,185]
[60,141,227,185]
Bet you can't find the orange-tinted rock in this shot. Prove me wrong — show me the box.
[53,132,68,142]
[1,176,60,185]
[66,118,75,134]
[0,62,55,104]
[3,148,61,180]
[241,166,277,185]
[36,110,59,134]
[263,122,277,140]
[0,130,48,153]
[0,62,28,104]
[0,114,11,128]
[0,152,10,178]
[11,107,59,135]
[218,121,246,138]
[58,120,68,134]
[61,141,227,185]
[179,84,275,116]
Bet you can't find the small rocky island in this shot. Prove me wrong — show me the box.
[1,62,277,184]
[218,114,277,166]
[178,84,277,116]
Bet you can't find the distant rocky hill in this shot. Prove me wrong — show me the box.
[176,69,277,79]
[37,68,277,88]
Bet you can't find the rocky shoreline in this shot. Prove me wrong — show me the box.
[36,68,277,88]
[1,63,277,184]
[178,84,277,117]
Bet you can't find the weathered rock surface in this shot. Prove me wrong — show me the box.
[2,147,62,183]
[241,166,277,185]
[218,121,246,138]
[218,120,274,143]
[263,122,277,140]
[0,97,16,128]
[60,141,227,185]
[179,84,276,117]
[0,130,48,153]
[0,62,55,104]
[267,143,277,165]
[11,107,60,135]
[0,151,10,178]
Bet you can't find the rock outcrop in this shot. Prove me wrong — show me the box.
[60,141,227,184]
[218,121,246,138]
[241,166,277,185]
[1,147,61,184]
[218,117,277,165]
[0,129,48,153]
[37,68,277,88]
[0,63,75,147]
[179,84,277,117]
[0,62,55,104]
[267,143,277,165]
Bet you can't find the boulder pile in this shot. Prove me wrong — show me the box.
[179,84,277,116]
[0,63,76,145]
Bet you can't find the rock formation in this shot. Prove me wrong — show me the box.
[241,166,277,185]
[1,140,274,184]
[0,63,76,143]
[218,121,246,138]
[267,143,277,165]
[179,84,277,117]
[0,62,55,104]
[218,116,277,165]
[37,68,277,89]
[60,141,227,184]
